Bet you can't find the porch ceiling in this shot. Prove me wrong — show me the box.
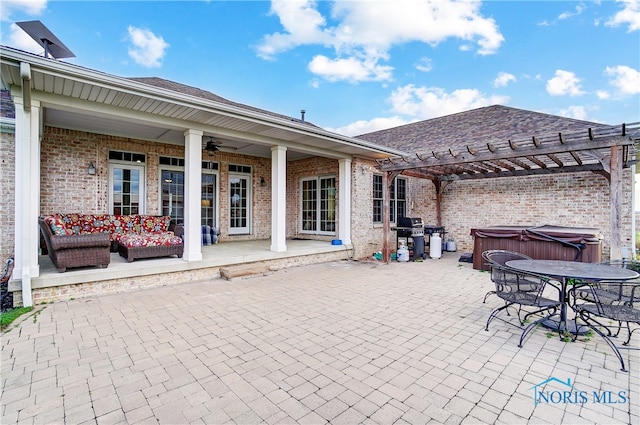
[1,46,407,161]
[376,123,640,181]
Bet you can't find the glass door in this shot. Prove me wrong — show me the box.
[160,170,184,223]
[202,173,217,227]
[229,175,250,234]
[109,164,145,215]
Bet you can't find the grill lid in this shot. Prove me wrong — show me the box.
[398,217,424,228]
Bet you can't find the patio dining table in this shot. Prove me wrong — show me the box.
[505,259,639,334]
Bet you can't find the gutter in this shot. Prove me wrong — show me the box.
[1,46,408,158]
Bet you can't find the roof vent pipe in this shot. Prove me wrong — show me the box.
[300,109,306,123]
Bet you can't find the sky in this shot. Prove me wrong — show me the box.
[1,0,639,137]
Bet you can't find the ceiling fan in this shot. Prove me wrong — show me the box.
[203,137,223,156]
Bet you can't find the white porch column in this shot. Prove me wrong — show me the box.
[338,158,352,245]
[271,146,287,252]
[183,129,203,262]
[14,97,40,307]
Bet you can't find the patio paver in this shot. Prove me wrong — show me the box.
[1,255,638,424]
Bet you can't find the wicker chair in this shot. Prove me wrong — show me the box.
[38,217,111,272]
[485,264,562,347]
[1,256,15,311]
[482,250,533,303]
[569,280,640,372]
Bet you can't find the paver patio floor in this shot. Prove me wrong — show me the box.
[1,256,638,424]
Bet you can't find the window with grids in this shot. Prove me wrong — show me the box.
[373,175,406,223]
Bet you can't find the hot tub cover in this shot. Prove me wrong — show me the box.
[471,225,602,243]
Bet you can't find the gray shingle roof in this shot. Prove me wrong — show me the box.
[128,77,318,128]
[356,105,609,153]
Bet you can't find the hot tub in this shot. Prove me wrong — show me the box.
[470,225,602,270]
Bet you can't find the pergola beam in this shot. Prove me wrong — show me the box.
[380,134,632,173]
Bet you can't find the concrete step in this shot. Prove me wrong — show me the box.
[219,262,273,281]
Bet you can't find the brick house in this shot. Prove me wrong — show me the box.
[1,45,637,305]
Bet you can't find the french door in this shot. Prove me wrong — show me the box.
[228,174,251,234]
[301,176,336,234]
[109,164,145,215]
[160,170,184,223]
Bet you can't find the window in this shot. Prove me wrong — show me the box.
[372,174,406,223]
[301,176,336,234]
[373,174,383,223]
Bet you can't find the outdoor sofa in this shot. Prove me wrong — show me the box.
[39,214,184,271]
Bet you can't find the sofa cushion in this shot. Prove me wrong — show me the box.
[118,232,183,248]
[43,214,172,242]
[44,215,74,236]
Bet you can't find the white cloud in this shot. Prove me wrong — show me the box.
[606,0,640,32]
[326,116,413,137]
[389,84,509,118]
[558,106,589,120]
[546,70,585,96]
[308,54,393,82]
[558,4,586,20]
[257,0,504,83]
[326,83,510,135]
[0,0,47,21]
[415,57,433,73]
[6,23,44,54]
[597,90,611,99]
[604,65,640,95]
[1,0,48,53]
[256,0,331,60]
[127,26,169,68]
[493,72,516,87]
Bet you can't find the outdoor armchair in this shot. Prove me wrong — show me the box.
[485,264,562,347]
[569,280,640,372]
[481,250,533,303]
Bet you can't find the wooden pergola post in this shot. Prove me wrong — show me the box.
[610,145,623,260]
[382,171,392,262]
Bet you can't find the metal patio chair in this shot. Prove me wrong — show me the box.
[600,259,640,273]
[569,280,640,372]
[482,250,533,303]
[485,264,562,347]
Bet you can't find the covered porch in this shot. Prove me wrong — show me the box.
[9,239,354,304]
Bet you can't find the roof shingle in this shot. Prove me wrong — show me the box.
[356,105,609,153]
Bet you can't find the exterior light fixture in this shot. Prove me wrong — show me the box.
[88,162,96,175]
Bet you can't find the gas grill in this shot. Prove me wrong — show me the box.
[396,217,426,260]
[397,217,425,237]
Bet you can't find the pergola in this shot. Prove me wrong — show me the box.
[375,122,640,262]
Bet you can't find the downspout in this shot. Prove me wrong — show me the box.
[20,62,31,112]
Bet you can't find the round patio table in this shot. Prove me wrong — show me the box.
[505,259,639,334]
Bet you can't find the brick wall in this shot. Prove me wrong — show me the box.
[0,131,15,262]
[2,124,633,265]
[441,173,632,258]
[351,165,631,260]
